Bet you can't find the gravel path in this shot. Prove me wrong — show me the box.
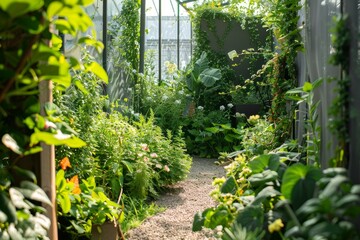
[126,157,225,240]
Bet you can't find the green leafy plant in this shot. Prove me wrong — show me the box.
[286,79,323,166]
[0,167,52,239]
[280,167,360,240]
[56,167,122,239]
[184,52,222,108]
[0,0,109,238]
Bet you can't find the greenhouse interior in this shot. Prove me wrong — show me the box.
[1,0,360,239]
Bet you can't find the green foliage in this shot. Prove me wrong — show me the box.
[141,67,188,134]
[56,169,121,239]
[283,168,360,240]
[0,0,106,238]
[183,107,237,158]
[286,79,323,166]
[184,52,222,107]
[0,167,51,239]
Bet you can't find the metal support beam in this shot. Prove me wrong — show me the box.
[177,1,180,68]
[102,0,107,71]
[158,0,162,84]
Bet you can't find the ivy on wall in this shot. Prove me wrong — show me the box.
[191,4,272,112]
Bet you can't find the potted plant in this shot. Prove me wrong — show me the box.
[56,158,124,240]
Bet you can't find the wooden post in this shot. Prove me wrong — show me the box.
[39,80,58,240]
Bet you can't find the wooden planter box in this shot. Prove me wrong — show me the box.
[92,222,119,240]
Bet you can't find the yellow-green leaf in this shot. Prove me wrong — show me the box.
[85,62,108,83]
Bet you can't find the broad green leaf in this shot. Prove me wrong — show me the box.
[249,154,280,173]
[281,164,322,209]
[302,81,313,92]
[199,68,222,87]
[252,186,281,205]
[47,1,64,19]
[33,213,51,230]
[23,146,43,156]
[9,188,28,209]
[193,208,212,231]
[44,102,61,116]
[54,19,76,35]
[12,166,37,183]
[17,181,52,206]
[208,209,230,229]
[235,205,264,231]
[205,127,220,134]
[85,62,108,83]
[7,223,22,240]
[58,194,71,213]
[2,134,23,155]
[78,37,104,53]
[0,191,17,223]
[193,52,209,78]
[220,176,237,194]
[70,220,86,234]
[30,130,86,148]
[248,170,278,187]
[73,79,89,94]
[0,0,44,18]
[320,175,348,199]
[224,135,234,142]
[0,211,7,223]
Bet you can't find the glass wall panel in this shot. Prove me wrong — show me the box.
[145,0,160,81]
[106,0,125,102]
[160,0,178,82]
[179,6,192,70]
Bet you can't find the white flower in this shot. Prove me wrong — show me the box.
[227,103,234,108]
[150,153,158,158]
[132,69,137,74]
[127,87,132,92]
[162,95,168,101]
[220,105,225,111]
[175,100,181,104]
[179,90,184,95]
[228,50,239,61]
[235,112,242,118]
[146,96,152,101]
[164,165,170,172]
[197,106,204,111]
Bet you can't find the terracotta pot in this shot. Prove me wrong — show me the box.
[92,222,119,240]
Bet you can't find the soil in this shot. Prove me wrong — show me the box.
[126,157,225,240]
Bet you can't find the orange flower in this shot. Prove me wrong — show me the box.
[59,157,71,170]
[69,175,81,194]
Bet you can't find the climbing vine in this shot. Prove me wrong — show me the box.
[191,4,272,112]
